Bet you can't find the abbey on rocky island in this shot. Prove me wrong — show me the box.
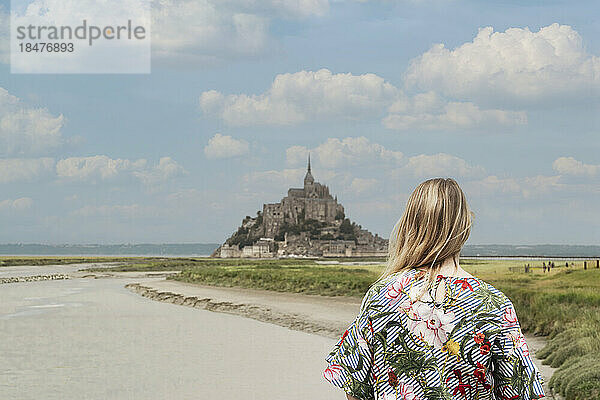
[213,156,388,258]
[262,155,344,237]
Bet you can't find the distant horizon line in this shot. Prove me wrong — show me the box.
[1,242,599,247]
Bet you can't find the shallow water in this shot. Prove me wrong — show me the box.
[0,263,89,278]
[0,267,339,400]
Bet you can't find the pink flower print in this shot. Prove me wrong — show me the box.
[503,307,518,328]
[409,303,455,349]
[505,330,519,356]
[516,332,530,357]
[397,382,421,400]
[399,298,415,318]
[357,335,370,353]
[378,383,421,400]
[506,330,520,341]
[505,330,530,357]
[323,364,343,383]
[385,275,412,306]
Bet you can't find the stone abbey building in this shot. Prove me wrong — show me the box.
[213,156,388,258]
[262,155,345,238]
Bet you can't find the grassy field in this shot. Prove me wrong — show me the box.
[83,257,319,271]
[2,255,598,399]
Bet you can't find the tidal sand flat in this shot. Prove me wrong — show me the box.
[0,266,340,400]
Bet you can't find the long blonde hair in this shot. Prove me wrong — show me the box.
[379,178,474,294]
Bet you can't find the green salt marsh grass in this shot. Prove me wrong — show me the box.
[83,257,318,272]
[176,263,378,296]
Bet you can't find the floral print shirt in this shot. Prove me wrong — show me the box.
[323,268,545,400]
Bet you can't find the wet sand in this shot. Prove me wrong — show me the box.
[0,266,339,400]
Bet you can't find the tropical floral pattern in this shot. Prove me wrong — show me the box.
[324,268,545,400]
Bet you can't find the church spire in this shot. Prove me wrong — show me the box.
[304,153,314,186]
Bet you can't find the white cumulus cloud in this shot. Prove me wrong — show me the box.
[0,158,55,184]
[0,88,65,155]
[384,91,527,130]
[200,69,399,126]
[405,23,600,104]
[400,153,486,178]
[133,156,188,185]
[0,197,33,211]
[520,175,564,198]
[286,136,403,168]
[553,157,599,177]
[56,155,186,185]
[466,175,521,196]
[204,133,249,159]
[200,69,525,130]
[56,155,147,182]
[152,0,327,64]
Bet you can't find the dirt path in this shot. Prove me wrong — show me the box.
[123,278,561,398]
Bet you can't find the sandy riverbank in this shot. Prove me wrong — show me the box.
[0,268,340,400]
[123,277,561,399]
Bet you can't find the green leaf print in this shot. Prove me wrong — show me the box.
[510,356,528,394]
[374,331,388,351]
[389,351,437,378]
[473,284,505,311]
[371,311,398,320]
[423,386,453,400]
[348,378,375,400]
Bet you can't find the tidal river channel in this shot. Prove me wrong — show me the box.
[0,265,339,399]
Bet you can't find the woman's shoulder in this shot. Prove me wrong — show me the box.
[359,268,421,308]
[473,277,511,301]
[367,270,512,309]
[369,268,418,291]
[459,276,515,318]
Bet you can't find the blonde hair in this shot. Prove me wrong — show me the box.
[379,178,474,295]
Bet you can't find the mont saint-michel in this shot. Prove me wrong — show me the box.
[213,157,388,258]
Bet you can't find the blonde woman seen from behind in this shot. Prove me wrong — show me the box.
[323,178,545,400]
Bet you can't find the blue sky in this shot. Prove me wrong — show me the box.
[0,0,598,245]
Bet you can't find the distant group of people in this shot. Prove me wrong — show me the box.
[523,261,568,273]
[542,261,556,273]
[522,260,600,273]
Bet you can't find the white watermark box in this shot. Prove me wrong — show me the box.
[10,0,151,74]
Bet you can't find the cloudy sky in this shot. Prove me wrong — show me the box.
[0,0,598,245]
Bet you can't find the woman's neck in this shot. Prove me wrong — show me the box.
[436,256,472,277]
